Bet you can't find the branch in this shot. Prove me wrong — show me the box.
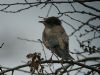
[59,11,100,17]
[0,1,100,6]
[17,37,41,43]
[42,60,100,72]
[0,58,100,74]
[63,15,100,36]
[0,64,30,75]
[0,66,30,74]
[79,2,100,12]
[82,35,100,42]
[74,0,100,2]
[0,43,4,48]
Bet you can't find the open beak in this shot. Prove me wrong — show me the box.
[39,21,45,23]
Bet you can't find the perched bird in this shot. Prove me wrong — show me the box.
[39,16,74,60]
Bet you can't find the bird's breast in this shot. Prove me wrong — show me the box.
[45,28,51,35]
[44,26,65,38]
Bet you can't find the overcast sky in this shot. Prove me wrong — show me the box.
[0,1,100,75]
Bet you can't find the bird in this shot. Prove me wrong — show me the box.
[39,16,74,60]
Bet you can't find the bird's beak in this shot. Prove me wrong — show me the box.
[39,21,45,23]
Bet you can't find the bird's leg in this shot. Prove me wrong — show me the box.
[60,58,65,64]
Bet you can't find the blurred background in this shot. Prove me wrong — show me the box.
[0,0,100,75]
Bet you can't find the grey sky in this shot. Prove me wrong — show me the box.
[0,1,100,75]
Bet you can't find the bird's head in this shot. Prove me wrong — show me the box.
[39,16,61,28]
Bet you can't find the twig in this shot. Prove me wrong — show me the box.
[0,63,30,75]
[17,37,41,43]
[0,43,4,48]
[46,4,52,17]
[79,3,100,12]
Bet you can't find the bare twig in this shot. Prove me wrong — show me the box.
[0,43,4,48]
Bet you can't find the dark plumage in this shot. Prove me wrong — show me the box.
[39,16,74,60]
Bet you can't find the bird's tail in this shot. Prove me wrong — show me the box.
[55,49,74,60]
[63,53,74,60]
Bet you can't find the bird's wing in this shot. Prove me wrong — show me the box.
[48,32,71,60]
[52,32,73,60]
[42,32,59,49]
[57,32,69,50]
